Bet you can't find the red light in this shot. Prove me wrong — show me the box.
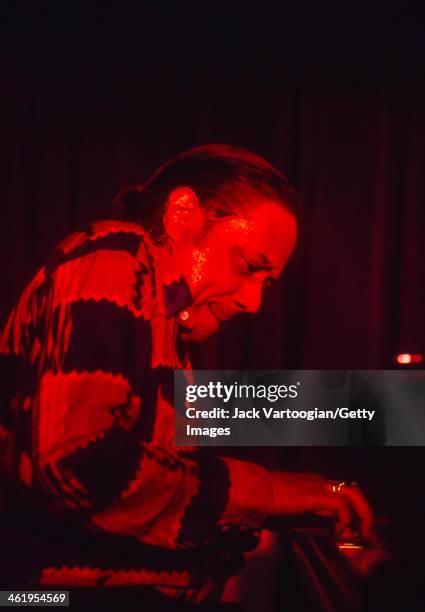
[396,353,423,365]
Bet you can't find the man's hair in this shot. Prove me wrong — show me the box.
[114,144,300,243]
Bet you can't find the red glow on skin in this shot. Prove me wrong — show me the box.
[396,353,423,365]
[176,200,297,342]
[191,247,210,285]
[170,187,193,208]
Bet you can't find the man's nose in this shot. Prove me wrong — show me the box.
[233,282,263,314]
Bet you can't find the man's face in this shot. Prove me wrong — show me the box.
[176,199,298,342]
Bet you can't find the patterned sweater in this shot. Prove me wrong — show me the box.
[0,220,273,603]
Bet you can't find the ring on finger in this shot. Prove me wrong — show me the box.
[327,480,346,495]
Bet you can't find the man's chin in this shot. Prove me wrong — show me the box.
[180,325,218,343]
[179,303,223,343]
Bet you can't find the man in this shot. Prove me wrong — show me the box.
[0,145,373,610]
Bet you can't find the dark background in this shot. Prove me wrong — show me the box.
[1,0,425,597]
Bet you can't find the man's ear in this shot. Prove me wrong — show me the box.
[163,187,204,241]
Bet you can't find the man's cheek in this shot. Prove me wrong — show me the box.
[190,248,211,286]
[204,285,237,302]
[216,277,245,296]
[207,262,242,292]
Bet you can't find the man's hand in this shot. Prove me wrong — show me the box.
[269,472,374,542]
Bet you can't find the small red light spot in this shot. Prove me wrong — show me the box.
[396,353,423,365]
[179,310,189,321]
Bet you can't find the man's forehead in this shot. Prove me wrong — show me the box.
[220,201,297,260]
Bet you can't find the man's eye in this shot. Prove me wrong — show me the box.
[242,257,259,274]
[240,257,274,289]
[246,260,258,273]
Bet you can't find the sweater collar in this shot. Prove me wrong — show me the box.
[140,230,194,317]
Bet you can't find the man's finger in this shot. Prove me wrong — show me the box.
[340,485,373,540]
[315,495,351,535]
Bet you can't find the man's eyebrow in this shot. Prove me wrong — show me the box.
[237,246,275,271]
